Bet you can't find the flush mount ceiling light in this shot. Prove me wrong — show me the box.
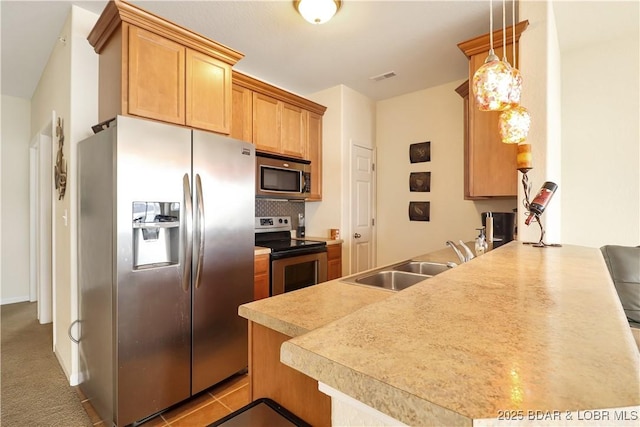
[294,0,342,25]
[472,0,516,111]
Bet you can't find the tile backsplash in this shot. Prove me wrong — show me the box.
[255,199,305,227]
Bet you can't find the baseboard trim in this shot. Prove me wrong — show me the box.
[54,348,74,386]
[1,296,31,305]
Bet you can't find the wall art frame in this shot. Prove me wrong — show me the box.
[409,141,431,163]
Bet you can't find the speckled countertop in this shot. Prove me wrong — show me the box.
[273,242,639,425]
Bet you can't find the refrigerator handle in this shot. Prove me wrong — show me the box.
[182,174,193,292]
[194,174,205,289]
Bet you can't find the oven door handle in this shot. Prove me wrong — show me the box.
[194,174,205,289]
[182,174,193,292]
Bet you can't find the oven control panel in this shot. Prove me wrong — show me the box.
[255,216,291,233]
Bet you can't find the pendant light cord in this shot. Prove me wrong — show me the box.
[489,0,494,54]
[502,0,508,63]
[512,0,517,68]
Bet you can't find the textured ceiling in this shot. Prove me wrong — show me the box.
[1,1,638,102]
[1,0,506,100]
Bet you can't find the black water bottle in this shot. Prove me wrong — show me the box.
[525,181,557,225]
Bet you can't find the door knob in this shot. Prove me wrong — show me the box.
[354,233,361,238]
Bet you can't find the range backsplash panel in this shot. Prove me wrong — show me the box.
[255,199,305,228]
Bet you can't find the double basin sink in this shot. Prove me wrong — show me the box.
[340,260,453,291]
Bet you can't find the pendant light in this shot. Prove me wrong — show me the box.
[294,0,341,25]
[499,105,531,144]
[472,0,515,111]
[499,0,531,144]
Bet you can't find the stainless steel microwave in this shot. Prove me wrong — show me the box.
[256,152,311,199]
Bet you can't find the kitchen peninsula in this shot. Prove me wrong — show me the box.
[240,242,640,426]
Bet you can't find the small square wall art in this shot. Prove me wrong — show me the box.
[409,141,430,163]
[409,172,431,192]
[408,202,430,222]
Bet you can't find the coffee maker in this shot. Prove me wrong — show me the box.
[481,212,516,248]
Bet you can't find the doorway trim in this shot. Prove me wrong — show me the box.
[29,119,54,325]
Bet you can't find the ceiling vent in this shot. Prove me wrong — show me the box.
[370,71,396,82]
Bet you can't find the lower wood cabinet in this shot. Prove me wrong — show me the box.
[327,244,342,281]
[248,322,331,426]
[254,253,270,301]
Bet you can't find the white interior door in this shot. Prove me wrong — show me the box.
[350,145,375,274]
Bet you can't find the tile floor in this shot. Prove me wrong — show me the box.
[76,373,250,426]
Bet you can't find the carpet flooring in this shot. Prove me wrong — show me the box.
[1,302,91,426]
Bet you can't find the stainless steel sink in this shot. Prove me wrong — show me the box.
[340,259,454,291]
[393,261,450,276]
[347,270,429,291]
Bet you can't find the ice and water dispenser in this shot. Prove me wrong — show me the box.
[132,202,180,269]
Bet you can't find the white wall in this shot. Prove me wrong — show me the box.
[561,34,640,247]
[1,95,31,304]
[30,5,98,384]
[518,0,563,245]
[306,86,344,239]
[376,80,517,266]
[519,0,640,248]
[307,85,376,275]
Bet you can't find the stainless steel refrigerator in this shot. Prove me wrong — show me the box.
[78,115,254,426]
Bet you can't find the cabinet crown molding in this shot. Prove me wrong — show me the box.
[458,20,529,58]
[88,0,244,66]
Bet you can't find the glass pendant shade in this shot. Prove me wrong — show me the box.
[499,106,531,144]
[508,67,523,105]
[295,0,341,24]
[472,55,517,111]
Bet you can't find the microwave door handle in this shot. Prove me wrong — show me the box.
[182,174,193,292]
[301,172,306,193]
[194,174,205,289]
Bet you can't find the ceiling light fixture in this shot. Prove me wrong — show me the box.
[294,0,342,25]
[472,0,515,111]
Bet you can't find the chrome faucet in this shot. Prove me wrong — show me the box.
[458,240,475,262]
[446,241,466,264]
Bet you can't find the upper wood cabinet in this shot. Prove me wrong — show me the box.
[251,92,305,159]
[306,111,323,201]
[253,92,282,154]
[232,70,327,199]
[88,0,243,134]
[457,21,528,199]
[185,49,232,133]
[128,26,185,125]
[231,84,253,142]
[281,103,305,159]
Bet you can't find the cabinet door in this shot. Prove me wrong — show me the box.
[467,45,518,197]
[231,84,253,142]
[327,244,342,280]
[254,254,270,300]
[306,111,323,201]
[253,93,281,154]
[281,103,305,159]
[186,49,231,134]
[128,26,185,125]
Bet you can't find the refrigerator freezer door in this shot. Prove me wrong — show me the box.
[115,116,193,426]
[191,131,255,394]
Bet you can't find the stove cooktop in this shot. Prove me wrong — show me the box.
[257,237,326,253]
